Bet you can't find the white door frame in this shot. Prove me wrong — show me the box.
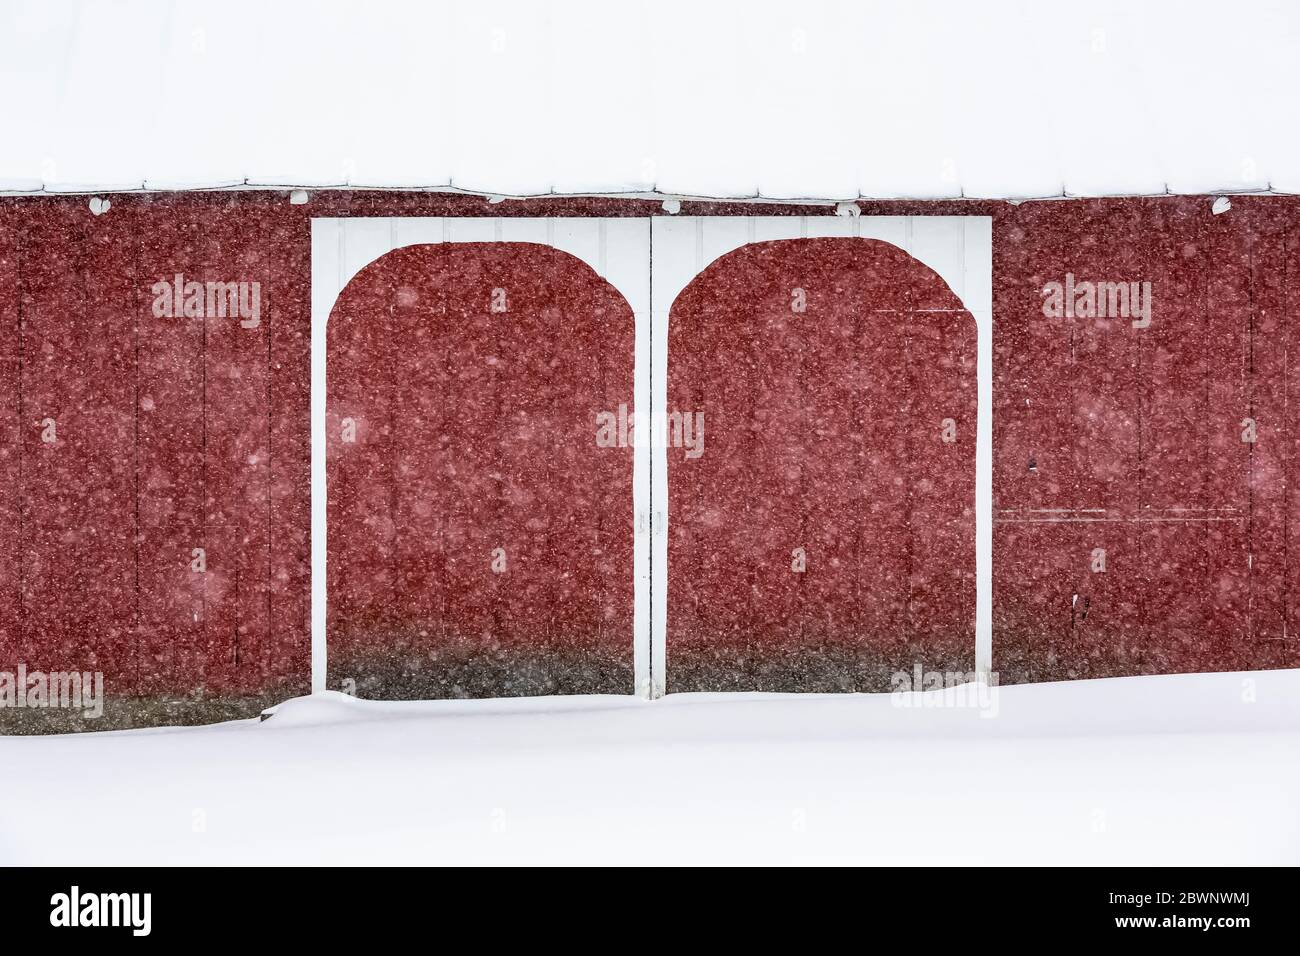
[308,213,992,700]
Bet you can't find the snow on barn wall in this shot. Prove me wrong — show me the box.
[0,191,1297,729]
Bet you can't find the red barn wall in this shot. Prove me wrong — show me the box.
[0,194,316,728]
[0,192,1296,727]
[993,199,1299,681]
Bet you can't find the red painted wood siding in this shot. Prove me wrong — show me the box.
[993,199,1300,681]
[0,207,19,673]
[0,195,311,705]
[325,242,635,697]
[666,238,976,691]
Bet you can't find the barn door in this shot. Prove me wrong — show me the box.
[651,216,992,693]
[313,219,650,699]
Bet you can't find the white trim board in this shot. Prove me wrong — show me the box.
[309,214,993,699]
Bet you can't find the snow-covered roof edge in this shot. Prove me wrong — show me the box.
[2,184,1295,204]
[4,0,1298,202]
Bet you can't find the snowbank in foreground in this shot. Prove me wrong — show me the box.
[1,669,1297,865]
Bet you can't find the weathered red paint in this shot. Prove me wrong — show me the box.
[326,242,635,697]
[0,192,1296,725]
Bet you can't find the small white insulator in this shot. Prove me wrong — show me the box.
[88,197,111,216]
[289,189,310,205]
[1212,196,1231,215]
